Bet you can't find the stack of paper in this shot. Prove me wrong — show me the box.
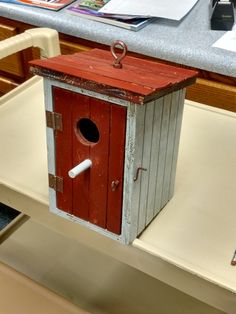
[67,0,155,31]
[212,27,236,53]
[99,0,200,21]
[67,0,199,31]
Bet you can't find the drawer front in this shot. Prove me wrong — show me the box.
[60,39,92,55]
[0,76,18,96]
[0,24,24,77]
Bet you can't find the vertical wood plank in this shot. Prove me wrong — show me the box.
[53,87,73,214]
[145,97,164,225]
[72,93,90,220]
[138,103,154,234]
[130,105,146,238]
[44,79,57,213]
[106,104,127,235]
[154,93,172,215]
[161,91,179,208]
[122,104,145,243]
[89,98,110,228]
[169,89,186,198]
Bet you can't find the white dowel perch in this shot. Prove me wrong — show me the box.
[68,159,92,178]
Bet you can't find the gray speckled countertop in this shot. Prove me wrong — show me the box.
[0,0,236,77]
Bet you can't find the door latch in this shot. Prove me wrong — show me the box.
[111,180,120,191]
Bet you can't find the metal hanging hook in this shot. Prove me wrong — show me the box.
[133,167,147,182]
[110,40,127,69]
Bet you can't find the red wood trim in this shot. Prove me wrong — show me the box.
[106,104,126,235]
[31,65,196,105]
[30,49,197,104]
[72,93,90,221]
[32,55,179,91]
[54,87,73,214]
[54,89,125,231]
[89,98,110,228]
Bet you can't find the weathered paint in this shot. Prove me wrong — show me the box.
[30,48,197,105]
[34,48,196,244]
[107,104,127,234]
[121,90,185,243]
[52,85,126,234]
[54,87,73,214]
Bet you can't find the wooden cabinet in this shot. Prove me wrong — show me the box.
[59,33,107,55]
[0,23,21,95]
[59,36,92,55]
[0,24,23,77]
[0,17,104,96]
[186,77,236,112]
[0,18,39,95]
[0,16,235,112]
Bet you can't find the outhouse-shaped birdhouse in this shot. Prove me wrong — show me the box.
[30,42,197,244]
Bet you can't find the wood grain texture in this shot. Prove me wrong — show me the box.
[30,49,197,105]
[72,93,90,221]
[138,101,155,233]
[153,93,172,216]
[60,39,91,55]
[122,104,145,243]
[0,76,18,95]
[88,97,110,228]
[169,89,185,198]
[107,104,126,235]
[51,86,125,233]
[46,79,186,243]
[0,18,40,95]
[145,98,163,225]
[0,23,24,77]
[186,78,236,113]
[161,91,179,208]
[53,87,73,214]
[122,90,185,241]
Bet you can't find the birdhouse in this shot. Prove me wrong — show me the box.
[30,42,197,244]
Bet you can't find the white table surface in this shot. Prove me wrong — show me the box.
[134,101,236,292]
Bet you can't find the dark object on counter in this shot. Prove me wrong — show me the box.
[0,203,20,230]
[210,0,235,30]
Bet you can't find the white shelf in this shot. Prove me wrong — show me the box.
[0,78,236,313]
[134,101,236,293]
[0,77,48,204]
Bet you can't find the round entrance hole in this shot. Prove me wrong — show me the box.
[77,118,100,144]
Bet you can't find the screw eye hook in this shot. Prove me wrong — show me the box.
[111,40,127,69]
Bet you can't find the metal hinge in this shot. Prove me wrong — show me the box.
[46,111,63,131]
[48,173,63,193]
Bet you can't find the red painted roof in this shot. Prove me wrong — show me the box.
[30,48,197,104]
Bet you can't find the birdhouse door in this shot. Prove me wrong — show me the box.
[52,87,126,235]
